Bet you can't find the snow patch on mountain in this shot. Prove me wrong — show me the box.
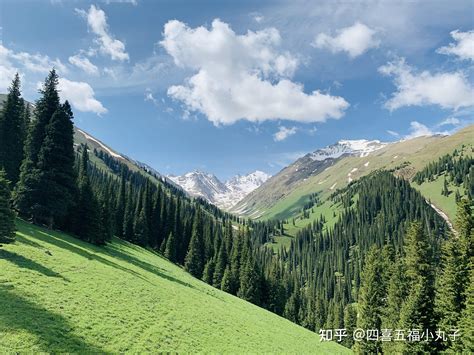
[168,170,271,210]
[310,139,388,161]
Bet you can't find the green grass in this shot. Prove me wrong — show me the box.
[0,220,349,354]
[412,174,466,223]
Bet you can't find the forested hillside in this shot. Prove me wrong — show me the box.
[0,72,472,353]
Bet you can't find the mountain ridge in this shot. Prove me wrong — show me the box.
[168,170,271,210]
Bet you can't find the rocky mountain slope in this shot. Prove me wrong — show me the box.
[168,170,270,210]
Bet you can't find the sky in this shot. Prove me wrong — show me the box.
[0,0,473,180]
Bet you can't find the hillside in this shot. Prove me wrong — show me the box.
[0,219,348,353]
[235,125,474,220]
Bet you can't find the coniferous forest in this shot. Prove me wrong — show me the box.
[0,72,473,353]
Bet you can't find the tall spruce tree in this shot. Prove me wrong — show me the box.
[399,221,437,353]
[184,210,205,278]
[74,145,103,244]
[0,74,26,185]
[0,170,15,243]
[356,245,384,354]
[33,102,76,228]
[14,70,62,220]
[459,262,474,352]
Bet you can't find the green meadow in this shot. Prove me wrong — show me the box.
[0,219,349,354]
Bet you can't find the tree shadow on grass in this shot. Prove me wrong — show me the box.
[0,250,69,281]
[18,220,195,290]
[103,242,195,290]
[0,286,108,353]
[28,228,152,285]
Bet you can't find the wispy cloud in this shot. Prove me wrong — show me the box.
[273,126,297,141]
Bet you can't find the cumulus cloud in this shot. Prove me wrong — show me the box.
[58,78,107,115]
[0,43,67,75]
[0,45,18,91]
[76,5,129,61]
[274,126,297,141]
[161,19,349,125]
[379,58,474,111]
[69,54,99,75]
[437,30,474,61]
[313,22,379,58]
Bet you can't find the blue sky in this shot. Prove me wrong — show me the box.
[0,0,473,180]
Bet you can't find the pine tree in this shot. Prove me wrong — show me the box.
[0,170,15,243]
[212,242,227,288]
[14,70,62,221]
[0,74,27,185]
[458,262,474,352]
[399,221,436,353]
[164,232,176,261]
[33,102,76,228]
[74,146,103,244]
[237,254,262,305]
[356,245,384,354]
[436,233,464,346]
[27,69,61,165]
[184,211,205,278]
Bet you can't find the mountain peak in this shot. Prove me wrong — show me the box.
[168,170,271,210]
[310,139,388,161]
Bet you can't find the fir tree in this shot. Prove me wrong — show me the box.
[458,262,474,352]
[74,146,103,244]
[212,242,227,288]
[0,74,26,185]
[14,70,62,221]
[356,245,384,354]
[399,221,437,353]
[33,102,76,228]
[237,255,262,305]
[164,232,176,261]
[0,170,15,243]
[184,211,205,278]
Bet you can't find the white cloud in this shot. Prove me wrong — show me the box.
[76,5,129,61]
[1,43,67,74]
[274,126,297,141]
[437,30,474,61]
[58,78,107,115]
[437,117,460,127]
[161,19,349,125]
[313,22,379,58]
[254,15,264,23]
[144,89,159,106]
[0,44,18,91]
[404,121,452,140]
[68,55,99,75]
[379,58,474,111]
[386,130,400,138]
[405,121,433,139]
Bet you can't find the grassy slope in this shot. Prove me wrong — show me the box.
[0,220,349,354]
[249,125,473,221]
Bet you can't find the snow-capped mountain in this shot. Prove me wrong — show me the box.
[168,170,271,210]
[309,139,388,161]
